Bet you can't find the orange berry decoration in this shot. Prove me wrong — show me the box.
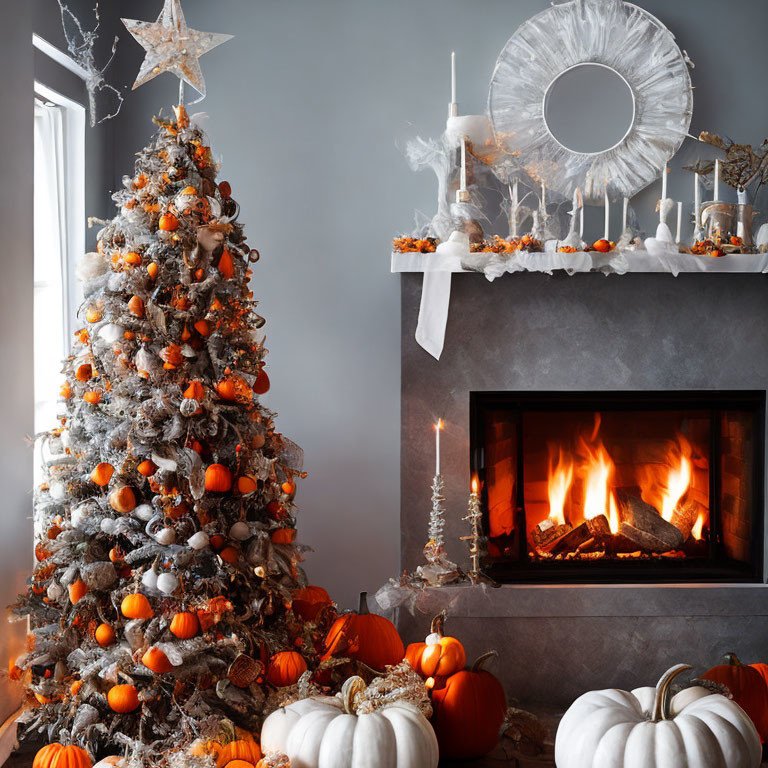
[158,212,179,231]
[108,684,140,713]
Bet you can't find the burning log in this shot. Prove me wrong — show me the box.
[550,515,611,555]
[615,489,684,552]
[670,499,706,541]
[531,519,572,552]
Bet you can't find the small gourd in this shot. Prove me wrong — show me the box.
[107,684,140,713]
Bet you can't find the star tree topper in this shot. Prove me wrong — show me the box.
[122,0,232,97]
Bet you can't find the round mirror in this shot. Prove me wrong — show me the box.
[543,63,635,155]
[487,0,693,201]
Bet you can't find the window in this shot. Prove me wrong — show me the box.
[33,83,85,473]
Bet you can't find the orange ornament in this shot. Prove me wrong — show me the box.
[159,212,179,231]
[209,534,225,550]
[121,593,153,620]
[266,651,308,687]
[184,381,204,400]
[107,684,140,713]
[90,463,114,486]
[137,459,157,477]
[124,251,141,266]
[60,382,72,399]
[95,623,116,647]
[75,363,93,382]
[270,528,296,545]
[83,391,101,405]
[217,249,235,279]
[219,546,239,564]
[147,262,159,279]
[142,647,173,674]
[592,239,614,253]
[109,486,136,513]
[127,295,145,317]
[85,306,102,323]
[253,369,270,395]
[170,612,199,639]
[236,475,258,495]
[194,319,211,336]
[323,592,404,671]
[205,463,232,492]
[69,580,87,605]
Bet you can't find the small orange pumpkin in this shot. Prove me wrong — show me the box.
[292,585,332,622]
[323,592,404,671]
[217,249,234,279]
[405,611,466,680]
[253,369,270,395]
[266,651,308,687]
[184,381,204,400]
[137,459,157,477]
[121,593,153,620]
[107,684,140,713]
[69,579,87,605]
[142,647,173,674]
[90,463,114,486]
[205,463,232,492]
[170,612,199,639]
[109,486,136,513]
[431,651,508,759]
[33,743,92,768]
[127,295,145,317]
[216,740,262,768]
[702,653,768,741]
[95,623,116,647]
[159,212,179,231]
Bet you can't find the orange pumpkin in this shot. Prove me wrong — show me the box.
[702,653,768,741]
[292,585,333,622]
[121,593,153,620]
[33,743,92,768]
[90,463,114,486]
[109,486,136,513]
[217,249,235,279]
[107,684,140,713]
[170,612,199,639]
[405,611,466,680]
[147,262,159,280]
[323,592,404,671]
[95,623,116,647]
[592,238,614,253]
[69,579,87,605]
[124,251,141,266]
[159,212,179,231]
[431,651,507,759]
[205,463,232,492]
[253,369,270,395]
[127,295,145,317]
[142,647,173,674]
[236,475,259,495]
[216,739,262,768]
[75,363,93,382]
[137,459,157,477]
[266,651,308,687]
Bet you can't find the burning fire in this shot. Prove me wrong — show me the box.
[547,449,573,526]
[577,417,620,534]
[641,436,692,522]
[691,510,706,541]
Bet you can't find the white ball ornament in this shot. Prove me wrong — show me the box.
[133,504,155,522]
[98,323,124,344]
[70,504,90,529]
[94,758,127,768]
[187,531,209,550]
[47,581,65,601]
[555,664,762,768]
[49,482,67,501]
[230,521,251,541]
[153,527,176,546]
[156,572,179,595]
[141,569,158,591]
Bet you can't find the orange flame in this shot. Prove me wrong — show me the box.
[547,449,573,526]
[691,510,705,541]
[640,435,693,522]
[471,475,479,494]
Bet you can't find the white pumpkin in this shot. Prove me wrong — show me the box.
[261,676,438,768]
[555,663,762,768]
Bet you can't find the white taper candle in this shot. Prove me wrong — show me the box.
[676,201,682,244]
[694,172,701,229]
[622,197,629,233]
[660,163,668,224]
[714,159,721,201]
[460,137,467,192]
[435,419,443,476]
[451,52,456,105]
[510,179,519,238]
[604,182,610,241]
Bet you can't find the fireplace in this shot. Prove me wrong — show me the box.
[471,391,765,583]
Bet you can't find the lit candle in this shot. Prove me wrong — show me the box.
[435,419,443,476]
[471,475,478,495]
[675,201,682,244]
[604,182,610,241]
[714,159,721,201]
[510,179,519,238]
[622,196,629,233]
[451,51,456,105]
[660,162,668,223]
[694,172,701,228]
[460,137,467,193]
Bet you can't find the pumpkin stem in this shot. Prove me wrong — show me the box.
[651,664,692,722]
[358,592,369,615]
[342,675,366,715]
[724,652,742,667]
[471,650,498,673]
[430,610,447,637]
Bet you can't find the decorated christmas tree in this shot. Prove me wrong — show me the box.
[9,4,332,765]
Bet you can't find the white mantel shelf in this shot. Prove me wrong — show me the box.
[391,249,768,276]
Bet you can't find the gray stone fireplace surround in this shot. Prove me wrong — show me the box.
[398,270,768,706]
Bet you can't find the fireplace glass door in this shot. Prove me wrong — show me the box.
[471,391,764,582]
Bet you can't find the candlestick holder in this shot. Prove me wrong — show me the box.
[460,490,497,586]
[416,474,462,586]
